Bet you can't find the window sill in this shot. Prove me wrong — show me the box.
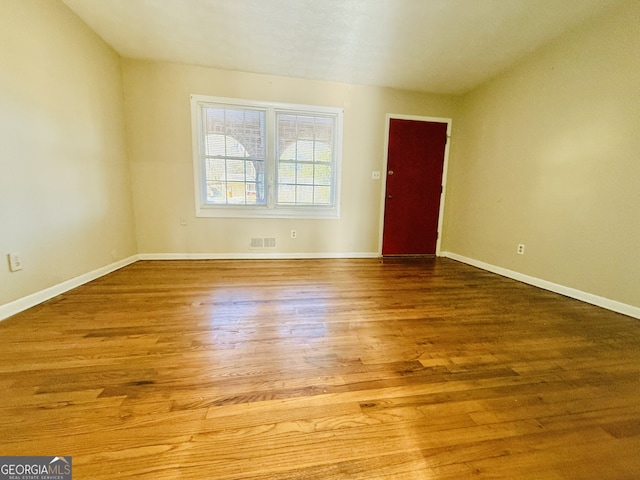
[195,205,340,219]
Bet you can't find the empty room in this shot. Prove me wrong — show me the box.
[1,0,639,478]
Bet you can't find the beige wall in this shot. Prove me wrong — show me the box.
[0,0,137,305]
[443,0,640,307]
[122,60,457,256]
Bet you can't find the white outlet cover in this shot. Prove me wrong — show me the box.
[8,253,23,272]
[371,171,381,180]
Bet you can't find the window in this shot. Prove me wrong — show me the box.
[191,95,343,218]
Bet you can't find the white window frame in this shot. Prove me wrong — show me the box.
[191,94,343,219]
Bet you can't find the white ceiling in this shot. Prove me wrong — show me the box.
[62,0,621,94]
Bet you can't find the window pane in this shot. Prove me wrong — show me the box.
[246,183,258,204]
[314,186,331,204]
[206,181,226,203]
[278,162,296,184]
[205,134,226,156]
[296,185,314,204]
[277,114,298,159]
[297,140,314,162]
[314,118,334,156]
[226,159,245,181]
[227,182,247,204]
[246,160,256,177]
[278,184,295,204]
[241,110,266,158]
[314,141,332,162]
[296,163,314,185]
[206,158,226,181]
[253,160,266,204]
[314,164,332,185]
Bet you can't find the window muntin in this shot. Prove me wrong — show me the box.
[192,95,342,218]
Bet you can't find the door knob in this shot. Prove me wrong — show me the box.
[388,170,394,175]
[387,194,393,199]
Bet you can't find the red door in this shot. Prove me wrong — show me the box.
[382,119,448,256]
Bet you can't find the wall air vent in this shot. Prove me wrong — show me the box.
[250,238,276,248]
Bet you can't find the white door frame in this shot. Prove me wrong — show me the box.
[378,113,453,256]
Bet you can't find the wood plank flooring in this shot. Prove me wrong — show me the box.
[1,258,639,479]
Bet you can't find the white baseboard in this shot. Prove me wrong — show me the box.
[14,251,633,323]
[138,252,381,260]
[441,251,640,320]
[0,252,382,321]
[0,255,139,322]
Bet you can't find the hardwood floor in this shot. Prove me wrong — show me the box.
[1,258,639,479]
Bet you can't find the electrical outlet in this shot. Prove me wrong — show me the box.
[7,253,23,272]
[517,244,525,255]
[290,230,297,239]
[371,171,381,180]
